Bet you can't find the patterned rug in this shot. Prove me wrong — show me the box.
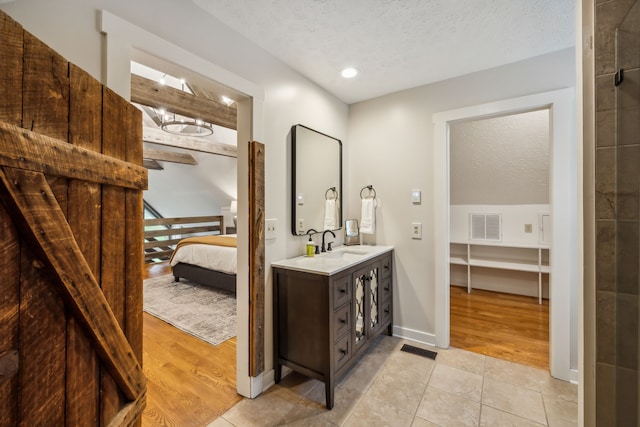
[143,275,236,346]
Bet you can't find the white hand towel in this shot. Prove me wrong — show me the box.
[360,198,376,234]
[324,199,338,230]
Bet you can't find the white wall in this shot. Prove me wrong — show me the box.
[450,204,551,245]
[450,110,550,205]
[347,48,575,345]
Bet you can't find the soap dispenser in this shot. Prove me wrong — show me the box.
[306,236,315,257]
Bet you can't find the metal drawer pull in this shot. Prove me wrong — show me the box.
[339,288,347,293]
[340,318,347,324]
[339,348,348,355]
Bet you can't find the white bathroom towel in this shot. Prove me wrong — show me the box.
[324,199,338,230]
[360,198,376,234]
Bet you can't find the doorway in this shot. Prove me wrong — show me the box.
[100,10,267,399]
[448,110,551,369]
[433,88,577,382]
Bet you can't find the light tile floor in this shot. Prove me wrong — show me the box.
[208,336,577,426]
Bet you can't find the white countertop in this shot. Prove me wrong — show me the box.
[271,244,393,276]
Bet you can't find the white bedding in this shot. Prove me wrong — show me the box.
[170,242,237,275]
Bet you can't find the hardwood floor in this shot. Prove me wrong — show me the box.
[142,262,241,427]
[450,285,549,370]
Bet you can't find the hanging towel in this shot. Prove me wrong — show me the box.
[324,198,338,230]
[360,198,376,234]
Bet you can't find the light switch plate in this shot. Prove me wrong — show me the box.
[412,190,421,204]
[411,222,422,239]
[266,218,277,240]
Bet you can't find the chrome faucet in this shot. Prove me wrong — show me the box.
[321,230,336,252]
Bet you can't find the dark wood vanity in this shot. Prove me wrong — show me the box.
[272,247,393,409]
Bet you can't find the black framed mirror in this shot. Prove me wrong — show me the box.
[291,124,342,235]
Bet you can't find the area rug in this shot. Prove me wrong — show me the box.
[143,275,236,346]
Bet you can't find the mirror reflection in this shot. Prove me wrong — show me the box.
[291,124,342,235]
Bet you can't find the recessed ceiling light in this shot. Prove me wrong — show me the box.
[341,67,358,79]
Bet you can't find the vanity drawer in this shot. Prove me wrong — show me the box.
[380,255,392,279]
[380,300,392,325]
[380,277,392,301]
[332,273,351,309]
[333,304,351,340]
[334,335,351,371]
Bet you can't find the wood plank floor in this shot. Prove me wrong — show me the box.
[142,262,241,427]
[450,285,549,370]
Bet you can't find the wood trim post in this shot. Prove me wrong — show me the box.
[248,141,265,376]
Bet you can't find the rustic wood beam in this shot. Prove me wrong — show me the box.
[142,159,163,170]
[249,140,265,376]
[106,390,146,427]
[0,122,147,190]
[0,166,146,401]
[131,74,237,130]
[143,126,237,158]
[143,148,197,165]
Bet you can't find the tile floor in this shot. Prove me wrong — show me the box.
[208,336,577,426]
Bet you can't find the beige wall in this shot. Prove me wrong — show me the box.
[347,48,575,344]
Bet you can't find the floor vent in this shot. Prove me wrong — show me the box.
[400,344,437,360]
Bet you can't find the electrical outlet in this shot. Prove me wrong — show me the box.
[524,223,533,233]
[297,218,304,232]
[265,219,277,240]
[411,222,422,239]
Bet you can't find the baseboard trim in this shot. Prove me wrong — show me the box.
[392,325,437,347]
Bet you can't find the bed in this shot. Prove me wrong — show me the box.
[170,234,237,294]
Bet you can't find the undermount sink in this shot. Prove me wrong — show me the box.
[272,245,394,276]
[322,249,367,259]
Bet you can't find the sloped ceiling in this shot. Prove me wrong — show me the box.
[193,0,575,104]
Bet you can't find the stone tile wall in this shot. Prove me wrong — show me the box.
[594,0,639,424]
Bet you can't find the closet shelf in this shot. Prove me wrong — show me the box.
[449,241,549,304]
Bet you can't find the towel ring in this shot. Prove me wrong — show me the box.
[360,185,376,200]
[325,187,338,200]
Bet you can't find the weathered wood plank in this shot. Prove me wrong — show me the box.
[22,32,69,141]
[143,147,197,165]
[131,74,237,130]
[144,215,223,227]
[107,390,146,427]
[0,166,146,402]
[0,121,147,190]
[143,159,164,170]
[0,12,22,125]
[143,224,223,239]
[0,12,22,426]
[18,30,69,427]
[124,101,144,396]
[143,126,237,158]
[17,243,66,426]
[249,141,265,376]
[0,202,20,426]
[66,63,102,426]
[101,87,128,423]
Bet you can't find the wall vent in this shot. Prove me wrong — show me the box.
[470,213,501,241]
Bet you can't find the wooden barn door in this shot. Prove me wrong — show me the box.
[0,12,147,427]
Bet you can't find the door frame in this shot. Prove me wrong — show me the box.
[433,88,577,382]
[100,11,266,398]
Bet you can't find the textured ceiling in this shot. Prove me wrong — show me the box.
[192,0,575,104]
[450,110,550,205]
